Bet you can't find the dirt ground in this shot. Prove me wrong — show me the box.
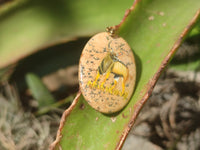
[123,68,200,150]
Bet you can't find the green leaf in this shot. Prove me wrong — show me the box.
[187,20,200,38]
[26,73,55,108]
[169,33,200,71]
[170,55,200,71]
[0,0,133,68]
[50,0,200,150]
[35,95,74,116]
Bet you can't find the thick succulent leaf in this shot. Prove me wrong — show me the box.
[187,20,200,37]
[0,0,133,68]
[170,53,200,71]
[50,0,200,150]
[170,32,200,71]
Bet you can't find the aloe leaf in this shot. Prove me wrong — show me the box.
[0,0,133,68]
[26,73,55,108]
[187,20,200,38]
[50,0,200,150]
[170,28,200,71]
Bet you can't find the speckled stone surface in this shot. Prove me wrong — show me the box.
[79,32,136,114]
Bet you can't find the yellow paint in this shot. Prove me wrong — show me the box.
[92,71,100,87]
[112,61,128,81]
[87,80,128,99]
[87,52,130,100]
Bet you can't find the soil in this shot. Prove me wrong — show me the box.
[123,68,200,150]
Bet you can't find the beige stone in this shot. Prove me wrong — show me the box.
[79,32,136,114]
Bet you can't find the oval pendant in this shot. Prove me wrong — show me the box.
[79,32,136,114]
